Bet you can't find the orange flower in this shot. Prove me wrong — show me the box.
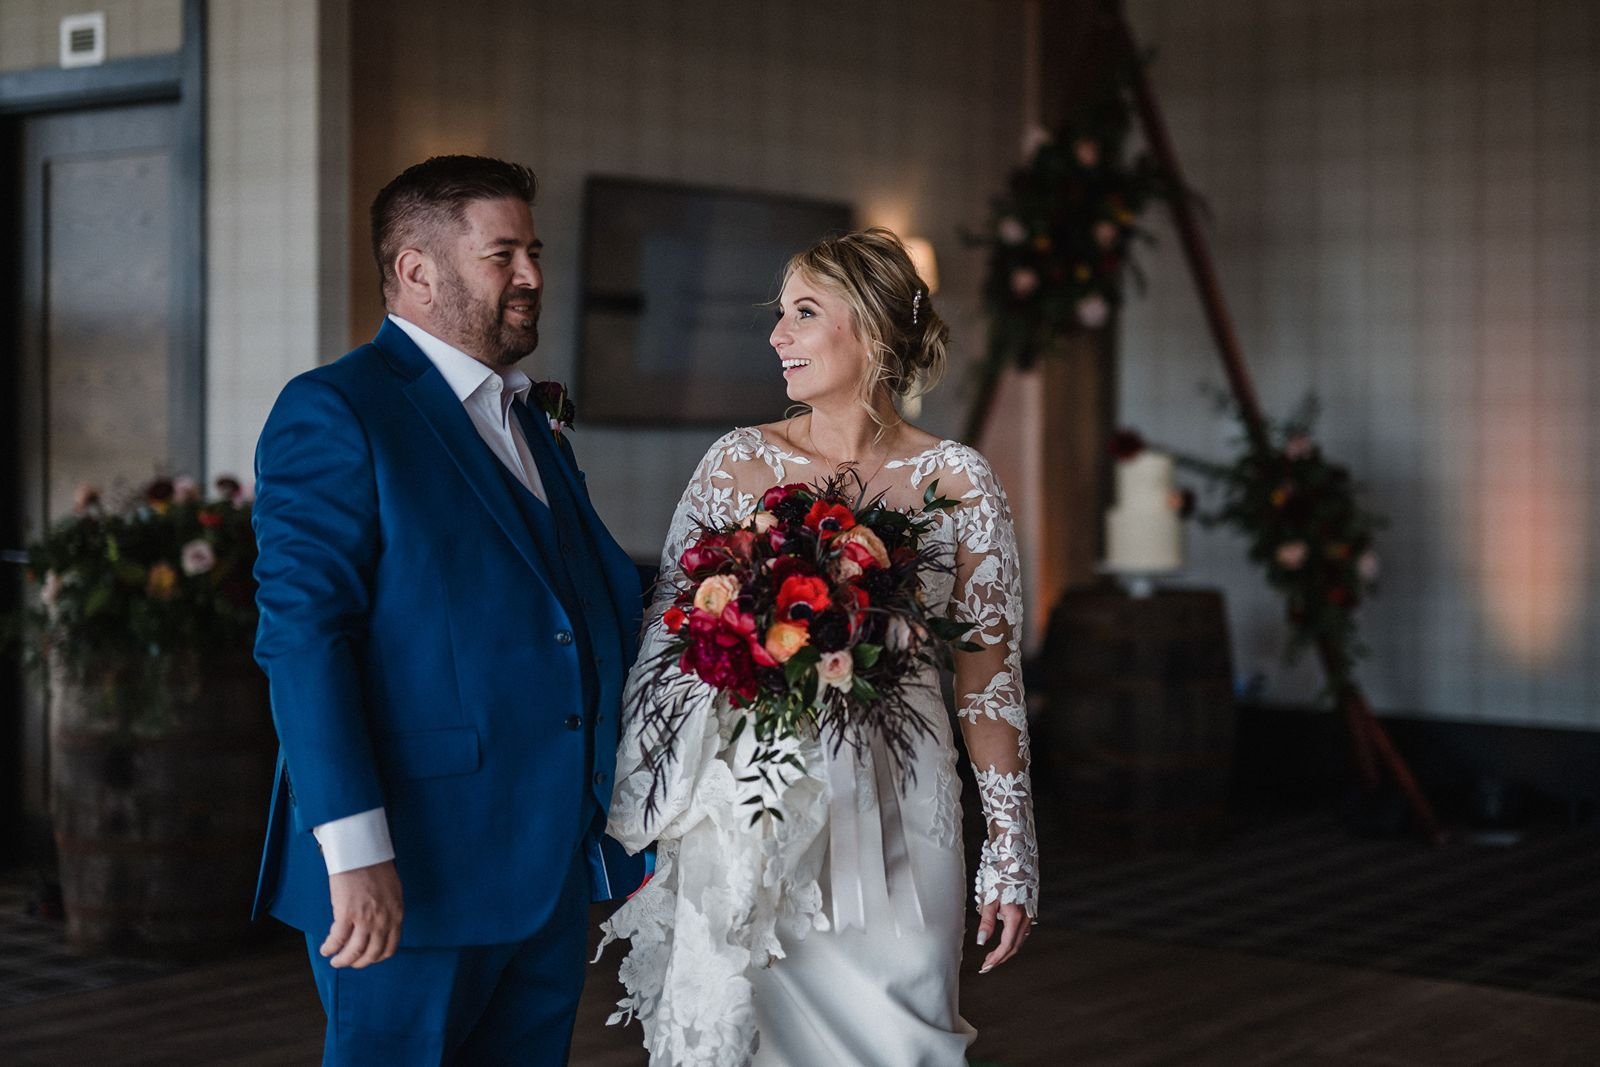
[146,562,179,600]
[763,621,810,664]
[776,575,832,621]
[663,606,687,634]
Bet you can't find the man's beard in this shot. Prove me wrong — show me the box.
[434,260,539,367]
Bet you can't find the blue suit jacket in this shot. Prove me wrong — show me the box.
[250,320,642,947]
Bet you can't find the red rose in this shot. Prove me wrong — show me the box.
[726,530,758,561]
[663,606,687,634]
[777,575,832,621]
[804,501,857,538]
[680,533,732,578]
[761,483,811,512]
[198,509,225,529]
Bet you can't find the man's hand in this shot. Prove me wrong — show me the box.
[323,860,403,968]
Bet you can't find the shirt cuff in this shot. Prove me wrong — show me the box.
[312,807,395,875]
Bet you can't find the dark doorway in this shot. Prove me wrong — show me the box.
[0,2,205,868]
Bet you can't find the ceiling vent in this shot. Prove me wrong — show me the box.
[60,13,107,69]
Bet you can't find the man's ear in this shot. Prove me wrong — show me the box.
[394,247,435,306]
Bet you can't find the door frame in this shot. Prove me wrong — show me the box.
[0,0,206,863]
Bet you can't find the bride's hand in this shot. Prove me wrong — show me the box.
[976,900,1032,973]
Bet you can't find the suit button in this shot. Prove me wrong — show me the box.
[593,771,606,785]
[565,715,582,730]
[556,630,574,645]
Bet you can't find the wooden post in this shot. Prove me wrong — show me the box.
[1108,1,1443,841]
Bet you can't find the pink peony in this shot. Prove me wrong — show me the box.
[997,216,1028,246]
[1010,268,1040,299]
[1076,294,1110,329]
[1358,549,1381,583]
[1275,541,1309,571]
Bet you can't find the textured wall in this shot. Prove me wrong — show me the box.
[1121,0,1599,728]
[0,0,182,72]
[205,0,349,485]
[346,0,1026,561]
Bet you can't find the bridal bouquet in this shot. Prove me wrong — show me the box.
[633,474,977,823]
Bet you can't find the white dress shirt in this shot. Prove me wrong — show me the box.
[312,315,548,874]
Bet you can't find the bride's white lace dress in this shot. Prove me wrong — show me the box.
[602,427,1039,1067]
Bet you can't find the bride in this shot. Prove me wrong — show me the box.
[603,228,1038,1066]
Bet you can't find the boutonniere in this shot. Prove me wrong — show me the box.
[531,381,576,443]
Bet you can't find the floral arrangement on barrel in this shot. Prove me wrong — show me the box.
[1161,396,1385,695]
[632,473,978,823]
[22,475,259,730]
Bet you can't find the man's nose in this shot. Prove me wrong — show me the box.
[514,253,541,289]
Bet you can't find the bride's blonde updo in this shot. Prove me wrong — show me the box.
[781,227,950,424]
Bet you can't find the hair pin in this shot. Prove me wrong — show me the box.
[912,290,923,325]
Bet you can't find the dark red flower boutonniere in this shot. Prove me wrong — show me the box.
[531,381,576,443]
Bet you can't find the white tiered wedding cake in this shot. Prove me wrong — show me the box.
[1105,449,1183,573]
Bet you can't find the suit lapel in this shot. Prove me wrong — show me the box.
[376,322,559,594]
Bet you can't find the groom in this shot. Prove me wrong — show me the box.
[250,155,642,1064]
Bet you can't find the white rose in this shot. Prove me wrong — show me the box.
[180,539,217,576]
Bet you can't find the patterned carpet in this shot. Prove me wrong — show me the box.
[3,814,1597,1014]
[1043,814,1600,1003]
[0,879,173,1008]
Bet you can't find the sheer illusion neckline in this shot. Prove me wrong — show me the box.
[746,425,960,469]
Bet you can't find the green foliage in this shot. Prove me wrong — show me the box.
[1180,393,1385,697]
[18,478,259,686]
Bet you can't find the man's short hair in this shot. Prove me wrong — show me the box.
[370,155,538,302]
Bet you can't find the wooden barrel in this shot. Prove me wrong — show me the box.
[1042,586,1238,851]
[49,652,276,957]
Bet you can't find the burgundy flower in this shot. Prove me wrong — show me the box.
[679,533,732,579]
[678,605,776,702]
[761,483,811,512]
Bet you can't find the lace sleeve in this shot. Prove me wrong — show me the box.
[611,429,782,850]
[949,447,1039,918]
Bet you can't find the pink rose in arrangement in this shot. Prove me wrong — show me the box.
[997,216,1028,246]
[1010,267,1040,299]
[180,539,217,576]
[1275,541,1309,571]
[173,476,201,503]
[692,574,741,617]
[834,526,889,570]
[1074,138,1100,168]
[1076,293,1110,329]
[751,511,779,534]
[817,650,855,691]
[1093,220,1119,250]
[1358,549,1381,583]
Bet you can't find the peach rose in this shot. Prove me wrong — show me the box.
[692,574,741,616]
[752,511,779,534]
[764,621,810,664]
[834,525,889,569]
[818,650,854,691]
